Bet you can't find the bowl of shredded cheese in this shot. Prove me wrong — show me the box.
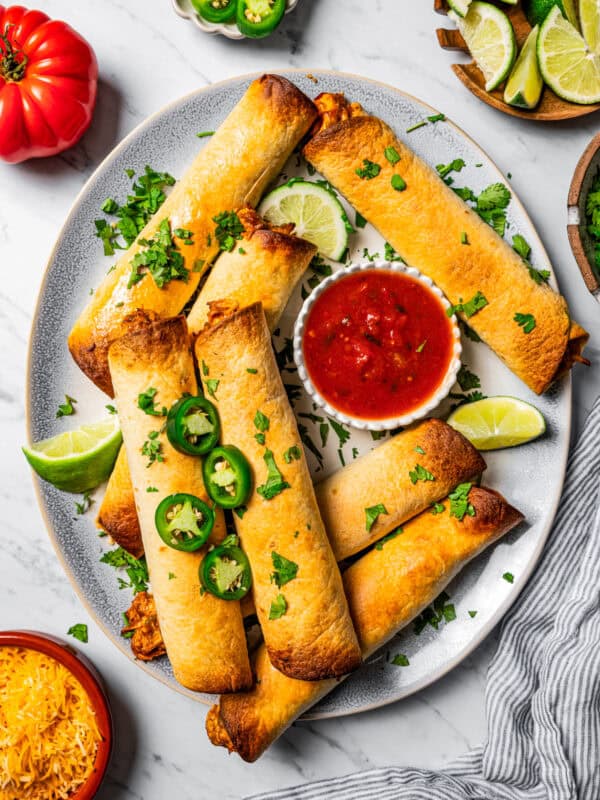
[0,630,112,800]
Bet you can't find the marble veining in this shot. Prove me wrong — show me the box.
[1,2,599,798]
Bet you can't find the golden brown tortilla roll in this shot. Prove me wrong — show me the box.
[96,445,143,559]
[187,207,317,334]
[70,75,317,395]
[206,486,524,761]
[317,417,486,561]
[108,314,252,693]
[303,95,588,395]
[194,303,362,681]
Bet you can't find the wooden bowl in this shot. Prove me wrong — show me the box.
[568,133,600,296]
[0,630,113,799]
[434,0,600,121]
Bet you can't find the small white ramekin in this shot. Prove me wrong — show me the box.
[293,260,462,432]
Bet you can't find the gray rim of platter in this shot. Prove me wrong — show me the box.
[27,70,571,720]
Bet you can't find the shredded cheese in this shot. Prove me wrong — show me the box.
[0,646,102,799]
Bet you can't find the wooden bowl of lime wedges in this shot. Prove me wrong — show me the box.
[435,0,600,120]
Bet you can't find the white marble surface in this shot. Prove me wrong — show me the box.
[1,2,600,797]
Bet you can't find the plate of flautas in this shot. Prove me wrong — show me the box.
[26,71,589,762]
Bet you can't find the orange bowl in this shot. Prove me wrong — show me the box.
[0,630,113,799]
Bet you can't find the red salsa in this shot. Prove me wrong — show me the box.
[302,269,454,421]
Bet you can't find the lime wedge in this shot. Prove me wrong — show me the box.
[504,25,544,108]
[447,396,546,450]
[580,0,600,53]
[23,417,122,493]
[448,0,473,17]
[258,180,349,261]
[450,2,517,91]
[537,5,600,103]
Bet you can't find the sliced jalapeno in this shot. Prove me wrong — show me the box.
[200,534,252,600]
[166,395,220,456]
[236,0,285,38]
[203,445,252,509]
[155,493,215,552]
[192,0,237,24]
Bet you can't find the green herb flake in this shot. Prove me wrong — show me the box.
[246,368,258,374]
[67,624,88,644]
[457,365,481,391]
[254,410,270,433]
[406,120,428,133]
[269,594,288,620]
[141,430,164,467]
[75,491,93,516]
[127,218,190,290]
[436,158,466,180]
[431,502,445,515]
[201,360,209,376]
[375,527,403,550]
[409,464,435,484]
[365,503,389,532]
[106,404,117,415]
[468,610,478,618]
[449,482,475,521]
[284,445,302,464]
[56,395,77,418]
[234,505,247,519]
[503,572,514,584]
[196,131,215,138]
[356,159,381,180]
[205,379,219,398]
[100,547,149,594]
[270,552,299,588]
[328,417,351,448]
[391,174,407,192]
[137,387,167,417]
[168,572,176,580]
[213,210,245,252]
[414,445,425,455]
[355,211,367,228]
[257,449,291,501]
[384,146,401,165]
[384,242,404,262]
[428,113,446,123]
[255,433,266,445]
[146,486,158,493]
[447,291,488,319]
[514,313,536,334]
[461,231,469,245]
[391,653,409,666]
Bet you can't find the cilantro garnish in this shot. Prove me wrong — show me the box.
[137,387,167,417]
[213,210,245,252]
[503,572,514,584]
[269,594,288,620]
[127,218,190,289]
[257,450,291,500]
[100,546,149,594]
[461,231,469,245]
[431,502,445,515]
[270,552,298,588]
[406,114,444,133]
[246,368,258,374]
[196,131,215,138]
[56,395,77,418]
[255,433,266,445]
[449,483,475,521]
[447,291,488,319]
[234,506,247,519]
[355,211,367,228]
[469,610,478,618]
[168,572,176,580]
[449,391,486,411]
[106,404,117,414]
[356,159,381,180]
[365,503,389,532]
[205,379,219,398]
[413,590,456,635]
[284,445,302,464]
[457,365,481,391]
[254,410,270,433]
[391,174,407,192]
[75,491,93,515]
[477,182,511,211]
[67,624,88,644]
[384,242,404,262]
[141,431,163,467]
[328,417,351,448]
[391,653,409,666]
[409,464,435,484]
[384,146,401,165]
[146,486,158,493]
[436,158,465,181]
[514,313,536,334]
[415,445,425,455]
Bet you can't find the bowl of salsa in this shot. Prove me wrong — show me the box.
[294,261,462,430]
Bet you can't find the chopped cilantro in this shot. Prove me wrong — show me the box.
[56,395,77,418]
[168,572,176,580]
[436,158,465,180]
[75,491,93,515]
[270,552,298,588]
[449,483,475,521]
[205,379,219,398]
[503,572,514,584]
[106,404,117,414]
[284,445,302,464]
[355,211,367,228]
[461,231,469,245]
[328,417,351,448]
[415,445,425,455]
[269,594,287,620]
[447,291,488,319]
[234,505,247,519]
[213,210,245,252]
[365,503,389,532]
[146,486,158,493]
[254,410,270,433]
[246,368,258,374]
[356,159,381,180]
[201,360,209,376]
[391,653,409,666]
[67,624,88,644]
[100,546,149,594]
[127,218,190,289]
[457,365,481,391]
[391,174,407,192]
[257,449,290,500]
[409,464,435,484]
[514,313,536,334]
[196,131,215,138]
[431,502,445,515]
[384,146,401,165]
[137,387,167,417]
[384,242,404,262]
[141,430,163,467]
[469,610,478,618]
[255,433,266,445]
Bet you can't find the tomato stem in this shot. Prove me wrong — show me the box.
[0,25,28,82]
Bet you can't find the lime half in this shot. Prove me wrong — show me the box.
[580,0,600,53]
[259,180,349,261]
[23,417,122,493]
[504,25,544,108]
[450,2,517,91]
[538,5,600,103]
[447,396,546,450]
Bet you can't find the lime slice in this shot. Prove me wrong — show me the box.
[537,5,600,103]
[447,396,546,450]
[258,180,349,261]
[504,25,544,108]
[448,0,473,17]
[450,2,517,91]
[580,0,600,53]
[23,417,122,493]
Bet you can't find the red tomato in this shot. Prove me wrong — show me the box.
[0,5,98,163]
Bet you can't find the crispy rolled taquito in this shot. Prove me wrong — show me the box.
[206,486,524,761]
[187,207,317,334]
[303,94,588,395]
[195,303,362,681]
[96,445,143,559]
[70,75,317,395]
[108,314,252,693]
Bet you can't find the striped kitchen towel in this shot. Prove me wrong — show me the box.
[248,398,600,800]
